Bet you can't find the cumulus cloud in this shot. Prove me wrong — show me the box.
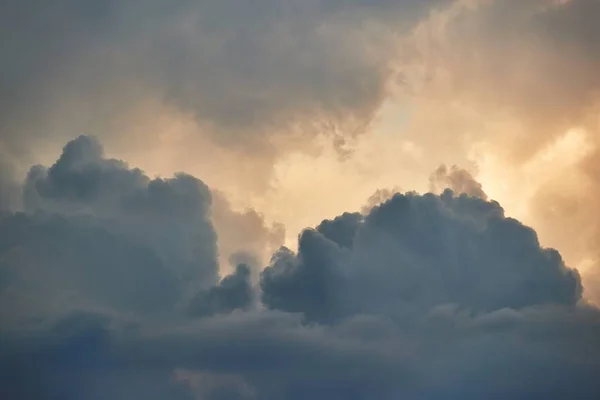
[0,136,278,327]
[388,0,600,301]
[23,135,219,291]
[262,190,582,322]
[2,145,600,397]
[189,264,254,318]
[2,138,598,398]
[3,0,600,397]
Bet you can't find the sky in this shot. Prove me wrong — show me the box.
[1,0,600,398]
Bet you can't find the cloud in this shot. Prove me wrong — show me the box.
[0,310,199,400]
[430,164,487,199]
[0,0,450,164]
[0,211,182,319]
[2,306,600,399]
[23,136,219,290]
[391,0,600,302]
[0,136,278,327]
[406,0,600,142]
[2,165,600,398]
[188,264,254,318]
[3,138,596,399]
[262,190,582,322]
[211,190,285,272]
[315,212,364,249]
[3,0,600,393]
[0,160,20,212]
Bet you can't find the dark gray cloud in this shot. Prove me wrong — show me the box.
[0,136,275,325]
[2,141,600,398]
[2,306,600,399]
[0,212,181,318]
[189,264,254,318]
[316,212,363,249]
[262,190,582,322]
[24,135,150,214]
[0,160,20,212]
[23,135,219,290]
[211,190,285,271]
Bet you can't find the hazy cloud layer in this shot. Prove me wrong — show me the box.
[24,135,219,289]
[2,137,600,399]
[0,0,450,163]
[4,306,600,400]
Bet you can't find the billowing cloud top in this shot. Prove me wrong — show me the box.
[262,191,582,322]
[2,137,600,399]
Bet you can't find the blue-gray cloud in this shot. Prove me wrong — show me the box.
[0,137,600,400]
[23,135,219,290]
[0,160,20,212]
[1,140,600,399]
[262,190,582,322]
[189,264,254,318]
[2,306,600,399]
[1,136,267,324]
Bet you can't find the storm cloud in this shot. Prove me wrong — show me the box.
[3,1,600,398]
[0,136,270,324]
[2,137,600,399]
[262,190,582,322]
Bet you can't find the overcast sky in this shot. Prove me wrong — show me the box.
[2,1,600,399]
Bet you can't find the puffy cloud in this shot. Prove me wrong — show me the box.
[262,190,582,322]
[23,135,219,290]
[4,143,596,400]
[0,311,198,400]
[315,212,363,249]
[0,136,277,327]
[2,146,600,397]
[402,0,600,302]
[430,164,487,199]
